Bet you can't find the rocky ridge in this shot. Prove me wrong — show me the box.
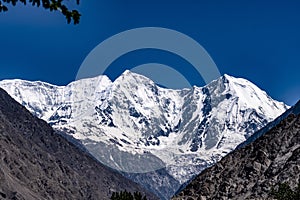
[173,100,300,200]
[0,88,157,200]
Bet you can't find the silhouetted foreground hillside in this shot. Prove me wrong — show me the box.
[0,88,157,200]
[173,101,300,200]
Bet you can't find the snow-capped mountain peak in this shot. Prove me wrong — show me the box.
[0,71,289,199]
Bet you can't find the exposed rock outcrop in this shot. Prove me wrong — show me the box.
[0,88,157,200]
[173,101,300,200]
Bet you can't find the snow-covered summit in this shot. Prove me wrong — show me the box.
[0,71,289,199]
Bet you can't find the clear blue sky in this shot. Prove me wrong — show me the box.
[0,0,299,105]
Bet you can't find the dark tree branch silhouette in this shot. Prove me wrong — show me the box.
[0,0,81,24]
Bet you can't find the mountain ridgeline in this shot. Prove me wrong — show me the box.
[0,71,288,199]
[0,88,157,200]
[173,100,300,199]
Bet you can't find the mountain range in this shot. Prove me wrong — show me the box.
[0,71,288,199]
[173,100,300,199]
[0,88,157,200]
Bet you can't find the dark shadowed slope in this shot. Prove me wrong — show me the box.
[173,100,300,200]
[0,88,157,200]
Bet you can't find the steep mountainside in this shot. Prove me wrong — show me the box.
[173,100,300,200]
[0,88,157,200]
[0,71,288,199]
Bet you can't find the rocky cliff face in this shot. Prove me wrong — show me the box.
[0,88,157,200]
[173,101,300,200]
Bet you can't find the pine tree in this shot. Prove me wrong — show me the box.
[271,181,300,200]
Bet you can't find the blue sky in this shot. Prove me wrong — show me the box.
[0,0,299,105]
